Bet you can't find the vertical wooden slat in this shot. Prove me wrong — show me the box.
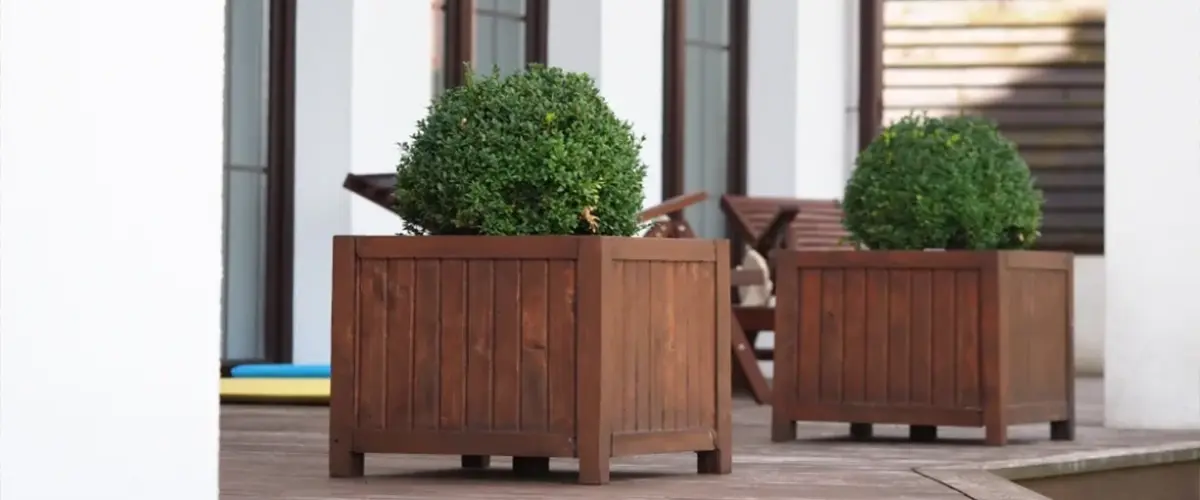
[956,271,981,408]
[909,270,933,406]
[356,260,388,429]
[412,260,441,430]
[842,269,868,403]
[864,269,890,403]
[887,270,912,405]
[931,269,958,408]
[670,263,689,429]
[819,270,845,403]
[465,260,494,431]
[492,261,522,431]
[685,262,703,428]
[699,263,718,429]
[520,260,549,432]
[618,262,637,432]
[797,270,823,403]
[634,262,653,431]
[385,259,415,430]
[438,259,467,431]
[547,260,576,435]
[649,262,668,430]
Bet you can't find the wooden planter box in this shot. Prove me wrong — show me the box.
[329,236,732,484]
[772,251,1075,446]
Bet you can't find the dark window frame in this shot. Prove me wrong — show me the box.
[661,0,749,257]
[441,0,550,90]
[221,0,297,374]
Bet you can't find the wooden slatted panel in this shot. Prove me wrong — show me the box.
[353,257,577,435]
[610,259,718,433]
[883,0,1105,253]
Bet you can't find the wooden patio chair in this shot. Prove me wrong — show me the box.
[342,172,705,235]
[720,195,853,363]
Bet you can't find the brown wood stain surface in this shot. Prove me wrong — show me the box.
[330,236,731,484]
[773,250,1074,445]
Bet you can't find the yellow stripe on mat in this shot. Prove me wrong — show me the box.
[220,378,329,404]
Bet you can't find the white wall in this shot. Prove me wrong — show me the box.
[747,0,852,199]
[0,1,223,498]
[1104,0,1200,429]
[1073,256,1105,375]
[292,0,432,363]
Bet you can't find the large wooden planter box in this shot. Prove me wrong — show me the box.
[329,236,732,484]
[772,251,1075,446]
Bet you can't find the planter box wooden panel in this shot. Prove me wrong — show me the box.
[609,259,719,439]
[330,236,731,484]
[772,251,1074,446]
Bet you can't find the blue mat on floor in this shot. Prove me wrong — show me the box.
[230,364,330,378]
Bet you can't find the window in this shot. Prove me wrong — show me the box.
[662,0,748,239]
[436,0,548,93]
[221,0,295,366]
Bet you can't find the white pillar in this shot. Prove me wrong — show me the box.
[548,0,664,207]
[0,1,222,498]
[292,0,432,363]
[1104,0,1200,429]
[747,0,853,199]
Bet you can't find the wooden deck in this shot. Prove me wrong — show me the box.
[222,378,1200,499]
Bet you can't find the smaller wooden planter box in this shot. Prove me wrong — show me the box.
[772,251,1075,446]
[329,236,732,484]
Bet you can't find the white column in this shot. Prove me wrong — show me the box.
[292,0,432,363]
[747,0,853,199]
[1104,0,1200,429]
[548,0,664,207]
[0,1,222,498]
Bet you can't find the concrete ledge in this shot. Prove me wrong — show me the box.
[915,441,1200,500]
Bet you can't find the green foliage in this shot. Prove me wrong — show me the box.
[394,65,647,236]
[842,113,1044,250]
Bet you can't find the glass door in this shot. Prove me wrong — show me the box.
[222,0,294,364]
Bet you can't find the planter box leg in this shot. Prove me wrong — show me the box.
[697,449,732,475]
[329,448,364,478]
[849,423,873,440]
[512,457,550,477]
[909,425,937,442]
[985,425,1008,446]
[1050,419,1075,441]
[771,417,797,442]
[461,455,491,469]
[578,454,610,485]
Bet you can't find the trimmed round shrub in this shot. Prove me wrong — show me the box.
[842,113,1043,250]
[394,65,646,236]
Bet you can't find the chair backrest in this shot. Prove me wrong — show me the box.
[720,195,853,251]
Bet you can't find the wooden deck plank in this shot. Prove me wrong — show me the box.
[220,378,1200,499]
